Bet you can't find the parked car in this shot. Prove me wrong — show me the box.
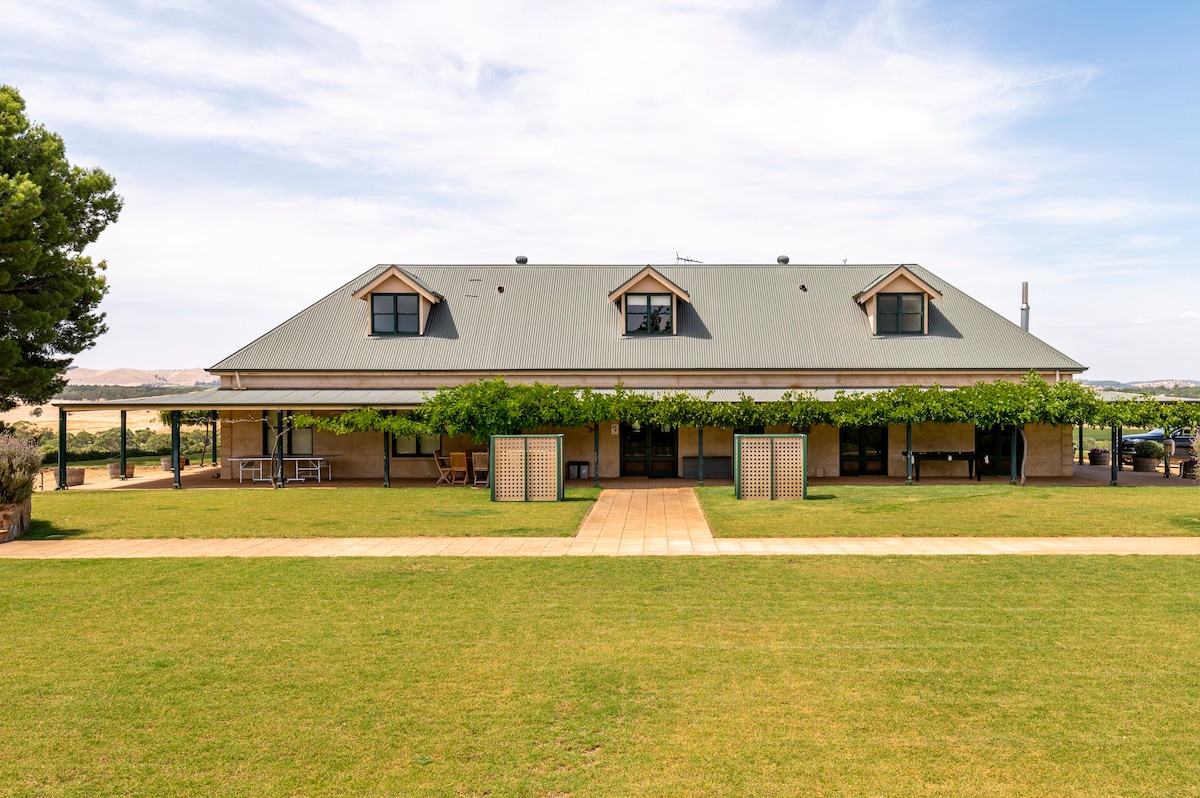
[1119,428,1196,461]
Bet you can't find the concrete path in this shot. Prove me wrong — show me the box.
[5,488,1200,558]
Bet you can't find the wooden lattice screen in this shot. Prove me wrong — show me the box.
[734,434,807,500]
[490,434,564,502]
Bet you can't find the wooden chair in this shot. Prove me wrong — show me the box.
[450,452,469,485]
[472,451,489,487]
[434,453,453,484]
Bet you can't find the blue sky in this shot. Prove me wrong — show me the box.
[2,0,1196,381]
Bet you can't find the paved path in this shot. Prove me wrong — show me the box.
[6,488,1200,558]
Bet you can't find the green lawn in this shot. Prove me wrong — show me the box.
[697,484,1200,537]
[2,557,1198,796]
[28,487,601,539]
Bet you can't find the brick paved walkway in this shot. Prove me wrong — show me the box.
[5,488,1200,558]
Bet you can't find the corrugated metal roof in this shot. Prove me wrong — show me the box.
[54,389,430,411]
[210,264,1085,374]
[54,387,895,412]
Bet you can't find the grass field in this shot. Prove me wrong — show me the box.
[697,484,1200,537]
[27,488,601,539]
[2,557,1198,797]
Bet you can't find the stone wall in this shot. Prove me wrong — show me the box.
[1,498,32,543]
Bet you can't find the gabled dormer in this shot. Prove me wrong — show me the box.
[607,266,690,336]
[351,266,443,336]
[854,265,943,335]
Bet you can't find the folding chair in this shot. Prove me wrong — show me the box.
[450,452,469,485]
[472,451,489,487]
[434,453,453,484]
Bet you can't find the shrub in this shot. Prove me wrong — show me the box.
[0,434,43,504]
[1133,440,1165,459]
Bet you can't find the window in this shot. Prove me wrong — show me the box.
[371,293,419,335]
[392,433,442,457]
[263,411,313,455]
[626,293,672,334]
[876,293,924,334]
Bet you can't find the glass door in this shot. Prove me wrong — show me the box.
[975,426,1022,477]
[839,426,888,476]
[621,424,677,477]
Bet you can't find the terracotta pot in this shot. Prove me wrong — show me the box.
[1088,452,1110,466]
[1131,457,1159,473]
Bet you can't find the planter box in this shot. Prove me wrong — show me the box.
[0,499,32,543]
[107,463,135,479]
[160,457,190,471]
[1088,452,1111,466]
[1131,457,1159,473]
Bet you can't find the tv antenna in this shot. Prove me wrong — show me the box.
[675,252,703,264]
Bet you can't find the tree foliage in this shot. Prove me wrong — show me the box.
[0,85,122,410]
[294,373,1200,444]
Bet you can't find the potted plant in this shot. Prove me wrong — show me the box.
[1088,446,1110,466]
[0,434,42,542]
[1132,440,1164,473]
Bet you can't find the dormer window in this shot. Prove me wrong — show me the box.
[876,293,924,335]
[372,293,419,335]
[626,293,673,334]
[608,266,690,337]
[352,266,443,337]
[854,265,942,336]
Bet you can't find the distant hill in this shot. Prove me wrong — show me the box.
[65,368,215,387]
[1129,380,1200,389]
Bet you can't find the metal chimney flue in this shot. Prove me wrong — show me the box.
[1020,282,1030,331]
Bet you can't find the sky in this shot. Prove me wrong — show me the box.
[2,0,1197,382]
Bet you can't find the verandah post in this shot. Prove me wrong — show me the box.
[697,426,704,487]
[1009,425,1018,486]
[1110,425,1118,486]
[276,410,285,488]
[383,411,391,488]
[905,423,913,486]
[57,406,67,490]
[1077,422,1084,466]
[592,424,600,488]
[171,410,182,490]
[119,410,127,479]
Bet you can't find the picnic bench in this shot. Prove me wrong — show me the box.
[902,450,989,482]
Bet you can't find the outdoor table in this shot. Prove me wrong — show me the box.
[228,455,339,484]
[902,451,989,482]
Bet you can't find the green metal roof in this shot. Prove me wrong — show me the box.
[210,264,1085,375]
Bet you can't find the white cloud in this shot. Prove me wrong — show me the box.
[2,0,1196,379]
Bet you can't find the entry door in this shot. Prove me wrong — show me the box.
[975,426,1023,477]
[621,424,678,477]
[840,426,888,476]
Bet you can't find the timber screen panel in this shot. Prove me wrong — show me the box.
[734,434,808,500]
[490,434,564,502]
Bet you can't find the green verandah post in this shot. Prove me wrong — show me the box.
[1110,425,1119,486]
[905,423,913,486]
[697,426,704,487]
[171,410,182,490]
[1009,425,1018,486]
[593,424,600,488]
[56,406,67,490]
[383,411,391,488]
[275,410,285,488]
[119,410,127,479]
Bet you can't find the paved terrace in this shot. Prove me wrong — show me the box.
[6,486,1200,559]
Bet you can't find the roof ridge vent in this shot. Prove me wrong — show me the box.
[515,255,528,265]
[777,255,789,264]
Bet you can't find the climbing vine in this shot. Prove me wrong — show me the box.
[292,373,1200,442]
